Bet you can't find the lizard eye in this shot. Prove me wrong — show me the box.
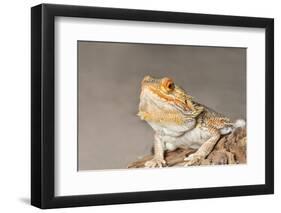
[162,78,175,91]
[167,82,175,90]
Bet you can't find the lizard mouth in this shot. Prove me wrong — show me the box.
[142,87,196,116]
[141,75,200,116]
[147,86,195,111]
[140,76,204,121]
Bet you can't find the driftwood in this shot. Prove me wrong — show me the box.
[128,127,246,168]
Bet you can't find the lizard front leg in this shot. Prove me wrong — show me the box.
[145,133,166,168]
[184,128,220,166]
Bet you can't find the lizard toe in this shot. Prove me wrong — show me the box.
[184,153,203,166]
[145,158,166,168]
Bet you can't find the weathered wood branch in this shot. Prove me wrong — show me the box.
[128,127,246,168]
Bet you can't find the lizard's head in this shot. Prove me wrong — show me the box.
[139,75,196,115]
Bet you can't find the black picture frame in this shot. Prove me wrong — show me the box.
[31,3,274,209]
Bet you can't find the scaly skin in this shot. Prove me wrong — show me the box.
[138,75,235,167]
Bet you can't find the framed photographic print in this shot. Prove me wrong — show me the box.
[31,3,274,209]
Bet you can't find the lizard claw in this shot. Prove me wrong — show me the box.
[184,153,204,166]
[145,157,166,168]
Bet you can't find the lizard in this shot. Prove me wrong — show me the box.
[137,75,246,167]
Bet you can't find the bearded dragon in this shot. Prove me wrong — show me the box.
[138,75,245,167]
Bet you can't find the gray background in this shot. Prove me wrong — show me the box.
[78,41,246,171]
